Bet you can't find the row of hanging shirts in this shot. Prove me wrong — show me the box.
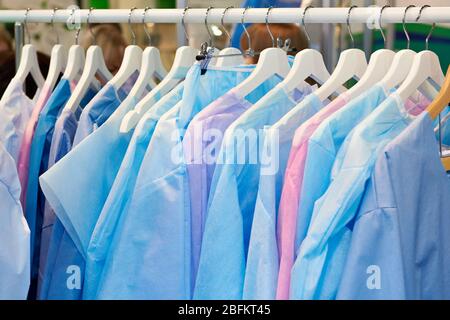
[1,5,450,300]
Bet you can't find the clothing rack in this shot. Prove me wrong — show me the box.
[4,7,450,71]
[1,7,450,24]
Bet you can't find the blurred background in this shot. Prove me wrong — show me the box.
[0,0,449,74]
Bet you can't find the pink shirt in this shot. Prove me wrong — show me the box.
[17,84,52,207]
[276,94,349,300]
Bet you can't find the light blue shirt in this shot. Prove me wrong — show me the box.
[93,64,262,299]
[31,80,97,297]
[296,84,390,251]
[39,66,190,300]
[83,82,184,299]
[0,141,30,299]
[194,84,314,300]
[39,107,83,300]
[338,112,450,299]
[243,85,314,300]
[290,93,428,300]
[73,71,143,146]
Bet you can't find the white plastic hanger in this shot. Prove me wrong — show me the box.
[344,49,394,99]
[396,6,444,103]
[216,47,243,67]
[119,46,197,133]
[64,8,113,113]
[314,6,367,102]
[378,50,416,91]
[63,45,85,83]
[378,5,418,91]
[215,6,244,67]
[396,51,443,103]
[344,6,395,99]
[283,6,336,93]
[43,9,67,91]
[128,7,168,98]
[13,8,45,88]
[119,8,198,133]
[232,7,291,99]
[108,8,143,89]
[141,7,167,90]
[62,8,85,82]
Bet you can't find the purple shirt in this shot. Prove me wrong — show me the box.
[183,89,253,280]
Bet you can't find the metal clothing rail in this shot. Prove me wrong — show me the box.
[1,7,450,24]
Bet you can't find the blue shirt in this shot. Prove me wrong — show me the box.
[94,64,261,299]
[296,85,390,252]
[39,107,83,300]
[290,93,428,300]
[338,112,450,299]
[243,85,314,300]
[194,83,313,300]
[73,71,142,146]
[26,79,96,296]
[83,83,185,299]
[0,141,30,299]
[39,67,189,260]
[39,66,191,300]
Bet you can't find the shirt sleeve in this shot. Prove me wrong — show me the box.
[39,119,131,258]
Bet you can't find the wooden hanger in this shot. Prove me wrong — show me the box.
[427,65,450,170]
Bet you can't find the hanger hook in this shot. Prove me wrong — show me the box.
[142,6,152,46]
[51,8,60,44]
[181,6,190,43]
[221,6,233,47]
[241,7,253,56]
[87,7,96,45]
[69,8,80,45]
[265,6,275,47]
[416,5,435,51]
[204,7,214,48]
[378,5,389,48]
[128,7,137,45]
[24,8,31,45]
[402,5,415,49]
[346,5,357,49]
[301,5,313,43]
